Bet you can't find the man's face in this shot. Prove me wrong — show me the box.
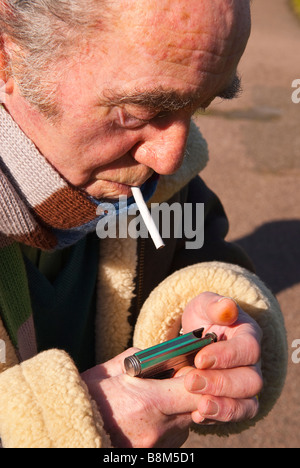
[6,0,251,199]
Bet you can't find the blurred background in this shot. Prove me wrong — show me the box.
[184,0,300,448]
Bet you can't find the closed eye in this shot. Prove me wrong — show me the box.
[116,108,150,129]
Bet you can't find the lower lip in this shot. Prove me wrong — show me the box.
[99,177,146,190]
[110,182,134,196]
[103,180,137,191]
[84,179,136,197]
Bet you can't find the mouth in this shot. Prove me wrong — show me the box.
[81,174,154,199]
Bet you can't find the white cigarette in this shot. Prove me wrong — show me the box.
[131,186,165,250]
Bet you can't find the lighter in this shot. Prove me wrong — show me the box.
[124,328,218,379]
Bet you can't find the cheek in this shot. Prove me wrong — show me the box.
[69,122,140,166]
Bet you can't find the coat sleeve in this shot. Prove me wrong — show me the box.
[133,260,288,436]
[0,349,112,448]
[169,175,256,274]
[133,177,288,435]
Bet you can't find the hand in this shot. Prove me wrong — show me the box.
[179,292,263,424]
[82,349,206,448]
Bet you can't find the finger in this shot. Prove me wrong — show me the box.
[82,347,141,380]
[182,293,239,333]
[137,375,204,416]
[195,333,261,370]
[174,366,194,378]
[184,366,263,399]
[192,395,259,423]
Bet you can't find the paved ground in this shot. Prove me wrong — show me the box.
[183,0,300,449]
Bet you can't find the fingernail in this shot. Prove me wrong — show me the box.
[189,374,207,392]
[217,296,237,305]
[174,366,193,377]
[216,297,239,324]
[198,355,216,370]
[203,400,219,417]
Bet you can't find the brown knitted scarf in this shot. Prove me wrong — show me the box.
[0,105,106,250]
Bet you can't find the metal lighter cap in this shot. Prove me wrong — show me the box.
[124,355,142,377]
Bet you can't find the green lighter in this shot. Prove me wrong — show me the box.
[124,328,218,379]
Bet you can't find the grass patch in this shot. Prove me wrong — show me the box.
[292,0,300,17]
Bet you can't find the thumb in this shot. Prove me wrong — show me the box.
[181,292,239,333]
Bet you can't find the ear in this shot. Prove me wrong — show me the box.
[0,37,7,80]
[0,37,14,101]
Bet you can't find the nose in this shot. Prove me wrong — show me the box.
[131,114,191,175]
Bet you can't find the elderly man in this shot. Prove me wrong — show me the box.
[0,0,287,448]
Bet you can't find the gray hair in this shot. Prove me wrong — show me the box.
[0,0,108,119]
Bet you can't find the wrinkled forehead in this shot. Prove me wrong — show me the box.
[105,0,250,99]
[115,0,251,56]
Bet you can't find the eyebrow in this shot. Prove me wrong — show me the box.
[100,74,242,113]
[217,75,243,100]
